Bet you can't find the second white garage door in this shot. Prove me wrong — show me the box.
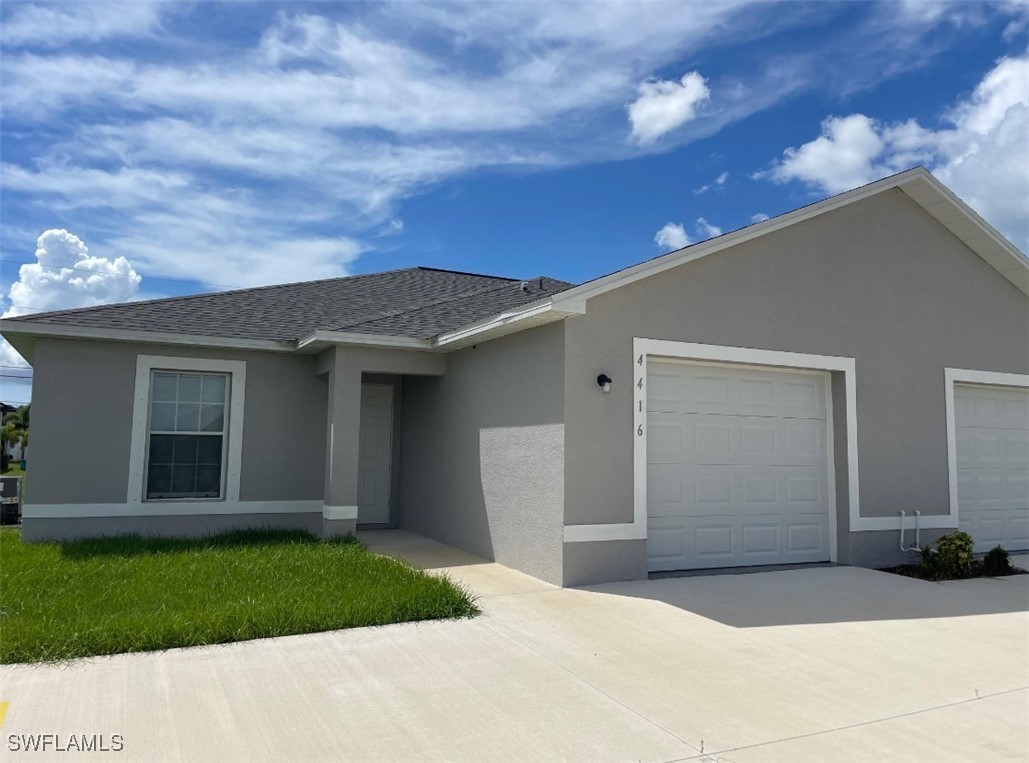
[954,384,1029,553]
[646,360,833,571]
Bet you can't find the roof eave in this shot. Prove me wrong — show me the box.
[296,330,435,354]
[0,320,295,361]
[433,297,584,350]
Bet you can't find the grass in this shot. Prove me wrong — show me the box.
[0,528,479,664]
[0,463,24,477]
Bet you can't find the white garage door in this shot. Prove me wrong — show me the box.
[646,360,833,571]
[954,384,1029,553]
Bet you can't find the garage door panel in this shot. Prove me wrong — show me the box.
[956,427,1026,468]
[647,362,826,419]
[959,509,1029,550]
[647,513,830,571]
[647,414,827,466]
[955,386,1029,429]
[954,384,1029,553]
[647,464,828,518]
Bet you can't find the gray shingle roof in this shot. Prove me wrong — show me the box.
[10,267,574,342]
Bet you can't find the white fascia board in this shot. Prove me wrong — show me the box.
[434,299,584,348]
[911,173,1028,279]
[297,330,435,352]
[0,320,292,353]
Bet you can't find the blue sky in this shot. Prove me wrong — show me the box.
[1,1,1027,403]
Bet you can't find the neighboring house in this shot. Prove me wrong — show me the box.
[2,168,1026,586]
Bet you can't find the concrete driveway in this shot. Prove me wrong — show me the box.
[1,531,1026,762]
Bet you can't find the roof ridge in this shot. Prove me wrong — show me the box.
[416,266,517,281]
[328,277,528,334]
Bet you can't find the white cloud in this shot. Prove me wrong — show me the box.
[751,212,770,223]
[3,229,140,319]
[655,223,691,251]
[696,218,723,239]
[1,230,141,373]
[693,171,730,195]
[763,114,887,194]
[761,56,1029,250]
[628,72,711,145]
[655,216,724,250]
[1,1,168,47]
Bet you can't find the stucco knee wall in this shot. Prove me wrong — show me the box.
[399,322,566,585]
[26,338,328,507]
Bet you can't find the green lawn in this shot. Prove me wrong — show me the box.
[0,528,478,663]
[0,463,24,477]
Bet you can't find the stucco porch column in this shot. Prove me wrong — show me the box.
[314,343,447,539]
[322,349,362,538]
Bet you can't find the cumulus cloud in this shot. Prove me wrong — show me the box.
[696,218,723,239]
[3,229,141,320]
[751,212,770,223]
[655,223,691,251]
[655,216,725,250]
[1,230,141,375]
[761,55,1029,250]
[693,171,729,195]
[628,72,711,144]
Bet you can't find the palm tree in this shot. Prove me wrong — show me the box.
[2,404,29,468]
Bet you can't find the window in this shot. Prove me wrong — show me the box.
[145,371,229,500]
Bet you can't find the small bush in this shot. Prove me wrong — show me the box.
[982,545,1013,577]
[921,531,975,581]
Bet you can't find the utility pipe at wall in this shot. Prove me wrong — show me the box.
[899,510,922,552]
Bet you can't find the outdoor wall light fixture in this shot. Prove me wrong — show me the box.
[597,374,612,393]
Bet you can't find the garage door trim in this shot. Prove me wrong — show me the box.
[564,339,859,547]
[945,368,1029,543]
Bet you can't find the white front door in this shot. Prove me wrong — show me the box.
[646,360,833,571]
[954,384,1029,552]
[357,384,394,525]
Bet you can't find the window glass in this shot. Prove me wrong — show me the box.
[145,371,229,500]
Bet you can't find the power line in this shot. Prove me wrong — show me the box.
[0,258,243,290]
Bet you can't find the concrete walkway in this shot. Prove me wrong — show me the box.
[1,530,1026,762]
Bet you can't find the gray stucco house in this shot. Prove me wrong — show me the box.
[3,167,1027,586]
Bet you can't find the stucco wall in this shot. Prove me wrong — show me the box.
[26,338,327,506]
[399,321,565,585]
[563,190,1028,567]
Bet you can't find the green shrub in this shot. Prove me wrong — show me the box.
[921,531,974,580]
[982,545,1013,577]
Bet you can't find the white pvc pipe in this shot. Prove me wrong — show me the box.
[899,510,922,552]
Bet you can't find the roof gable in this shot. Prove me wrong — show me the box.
[548,168,1026,315]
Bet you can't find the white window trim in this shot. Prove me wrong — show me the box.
[564,339,861,556]
[127,355,247,507]
[944,368,1029,531]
